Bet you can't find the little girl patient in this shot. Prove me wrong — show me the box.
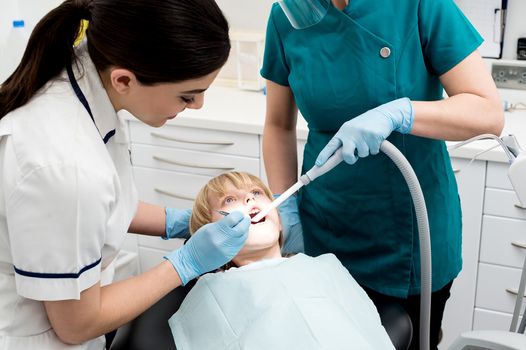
[189,171,283,268]
[169,171,395,350]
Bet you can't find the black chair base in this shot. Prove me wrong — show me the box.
[110,280,195,350]
[375,300,413,350]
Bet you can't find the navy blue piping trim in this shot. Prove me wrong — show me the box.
[66,63,115,144]
[103,129,116,144]
[14,257,102,279]
[66,63,94,122]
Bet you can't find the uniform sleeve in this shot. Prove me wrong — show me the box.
[260,3,291,86]
[418,0,483,76]
[6,164,115,301]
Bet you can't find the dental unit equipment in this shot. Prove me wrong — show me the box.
[447,134,526,208]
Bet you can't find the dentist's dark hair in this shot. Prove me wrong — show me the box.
[0,0,230,119]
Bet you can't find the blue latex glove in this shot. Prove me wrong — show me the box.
[164,208,192,239]
[164,211,250,285]
[275,194,304,254]
[316,98,414,166]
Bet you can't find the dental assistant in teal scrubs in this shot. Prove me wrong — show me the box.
[261,0,504,348]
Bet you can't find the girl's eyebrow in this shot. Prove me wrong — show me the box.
[180,88,206,94]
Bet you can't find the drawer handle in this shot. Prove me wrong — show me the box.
[515,203,526,210]
[151,132,234,146]
[154,188,195,201]
[506,288,526,297]
[153,155,235,171]
[511,242,526,250]
[452,168,460,173]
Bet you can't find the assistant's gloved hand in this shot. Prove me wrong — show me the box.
[316,98,414,166]
[164,208,192,239]
[164,211,250,285]
[275,194,304,254]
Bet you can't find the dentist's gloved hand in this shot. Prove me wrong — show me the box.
[275,194,304,254]
[164,211,250,285]
[164,208,192,239]
[316,98,414,166]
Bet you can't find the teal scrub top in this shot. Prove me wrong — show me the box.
[261,0,483,298]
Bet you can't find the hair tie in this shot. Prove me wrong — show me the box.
[75,0,92,21]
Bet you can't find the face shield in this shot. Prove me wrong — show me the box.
[278,0,331,29]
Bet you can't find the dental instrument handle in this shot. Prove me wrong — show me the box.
[303,148,344,185]
[251,149,344,223]
[251,180,304,223]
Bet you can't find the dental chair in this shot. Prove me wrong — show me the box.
[109,278,412,350]
[109,280,195,350]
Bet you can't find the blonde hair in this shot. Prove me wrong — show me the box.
[189,171,274,234]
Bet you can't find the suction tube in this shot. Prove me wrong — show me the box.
[380,141,432,350]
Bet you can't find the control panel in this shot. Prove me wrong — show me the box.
[492,63,526,90]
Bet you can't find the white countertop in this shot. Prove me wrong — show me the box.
[124,85,526,163]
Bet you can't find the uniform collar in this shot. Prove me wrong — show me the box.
[70,43,127,143]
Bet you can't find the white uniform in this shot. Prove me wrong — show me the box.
[0,45,138,349]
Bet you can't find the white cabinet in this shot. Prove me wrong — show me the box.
[473,161,526,329]
[441,158,526,348]
[128,120,261,272]
[441,158,486,348]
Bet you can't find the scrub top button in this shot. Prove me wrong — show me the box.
[380,47,391,58]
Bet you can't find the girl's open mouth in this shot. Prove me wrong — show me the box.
[249,211,266,224]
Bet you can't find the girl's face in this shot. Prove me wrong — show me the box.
[111,69,220,127]
[209,181,281,254]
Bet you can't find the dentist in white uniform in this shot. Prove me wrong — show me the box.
[0,0,250,348]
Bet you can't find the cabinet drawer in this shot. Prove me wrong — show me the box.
[133,167,211,207]
[475,263,525,314]
[130,121,259,157]
[484,188,526,220]
[473,308,518,331]
[486,161,513,190]
[481,216,526,268]
[132,144,259,177]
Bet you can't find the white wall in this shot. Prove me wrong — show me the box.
[216,0,275,32]
[0,0,62,81]
[0,0,62,43]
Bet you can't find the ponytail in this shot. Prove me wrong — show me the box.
[0,0,90,119]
